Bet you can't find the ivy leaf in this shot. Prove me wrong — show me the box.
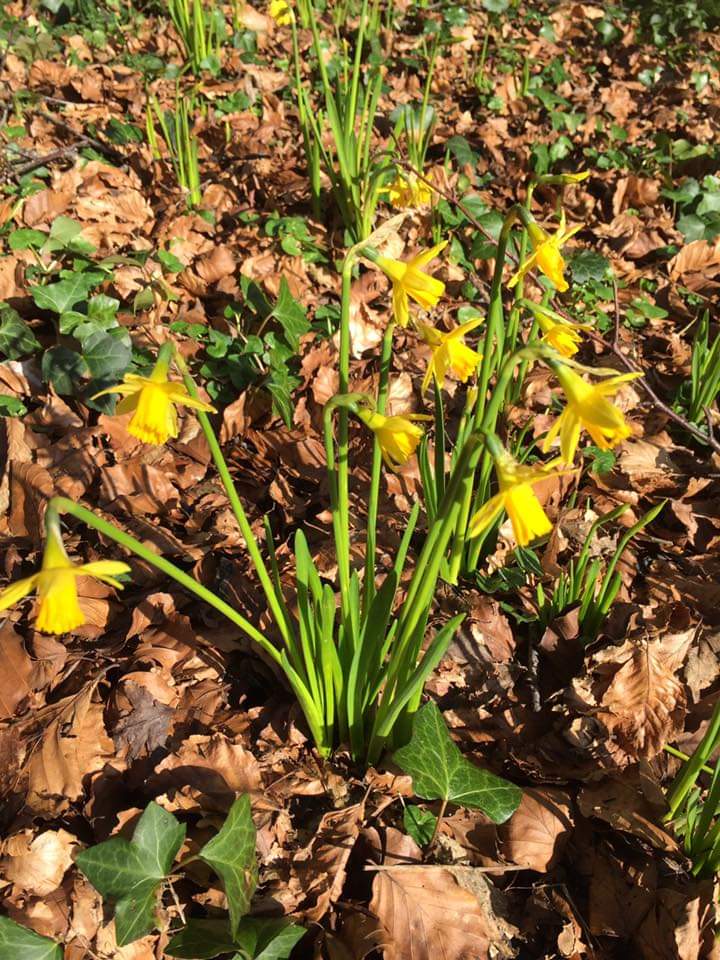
[44,216,95,255]
[79,327,132,379]
[393,701,522,824]
[199,795,258,938]
[271,277,310,353]
[31,273,99,315]
[166,919,237,959]
[234,917,305,960]
[76,801,185,946]
[0,918,63,960]
[403,805,437,847]
[0,307,40,359]
[41,347,88,395]
[166,917,304,960]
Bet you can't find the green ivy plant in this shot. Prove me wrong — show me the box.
[73,796,304,956]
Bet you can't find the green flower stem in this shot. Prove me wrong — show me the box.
[290,18,321,219]
[173,351,294,649]
[45,497,280,664]
[363,321,395,613]
[335,254,355,608]
[445,206,522,583]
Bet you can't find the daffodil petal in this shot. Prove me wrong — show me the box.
[468,493,505,539]
[0,574,39,613]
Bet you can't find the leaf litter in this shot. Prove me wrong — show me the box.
[0,0,720,958]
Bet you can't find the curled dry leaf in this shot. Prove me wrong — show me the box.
[292,800,365,922]
[1,828,76,896]
[570,630,693,764]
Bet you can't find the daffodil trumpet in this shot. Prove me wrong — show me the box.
[467,433,575,549]
[93,343,216,446]
[508,207,582,294]
[416,317,483,392]
[363,241,447,328]
[0,512,131,635]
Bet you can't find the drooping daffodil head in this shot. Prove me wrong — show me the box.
[468,442,574,548]
[373,240,447,328]
[509,209,582,293]
[544,363,641,464]
[94,346,216,446]
[0,518,130,634]
[354,397,431,471]
[416,316,483,392]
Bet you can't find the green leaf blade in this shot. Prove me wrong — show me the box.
[0,917,63,960]
[199,795,258,938]
[393,701,522,825]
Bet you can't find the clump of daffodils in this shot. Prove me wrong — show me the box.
[0,518,130,634]
[94,344,215,445]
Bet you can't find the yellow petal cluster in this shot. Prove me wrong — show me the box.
[375,241,447,327]
[509,210,581,293]
[0,527,130,635]
[269,0,294,25]
[384,173,433,210]
[469,448,572,547]
[95,357,215,445]
[416,317,483,392]
[356,408,429,470]
[545,365,641,463]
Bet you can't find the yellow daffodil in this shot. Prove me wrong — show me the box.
[535,311,590,358]
[545,364,641,463]
[384,172,433,210]
[509,210,582,293]
[94,351,215,446]
[356,407,430,469]
[468,447,572,547]
[374,240,447,328]
[0,524,130,634]
[269,0,294,24]
[416,317,483,392]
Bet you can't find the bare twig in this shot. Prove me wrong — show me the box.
[33,108,124,164]
[364,862,526,872]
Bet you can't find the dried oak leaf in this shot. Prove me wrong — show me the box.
[497,788,573,872]
[370,864,516,960]
[1,829,76,896]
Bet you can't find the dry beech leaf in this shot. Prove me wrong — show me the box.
[498,788,573,872]
[370,865,515,960]
[26,684,115,814]
[1,828,76,895]
[571,630,693,762]
[293,800,365,922]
